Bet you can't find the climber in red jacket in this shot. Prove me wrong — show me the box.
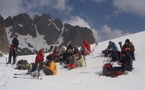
[81,39,91,56]
[35,49,44,65]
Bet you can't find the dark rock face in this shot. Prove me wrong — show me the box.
[34,14,61,44]
[5,13,36,37]
[34,14,51,35]
[54,18,63,30]
[2,13,95,55]
[62,24,95,47]
[17,47,33,55]
[28,43,34,48]
[0,15,9,56]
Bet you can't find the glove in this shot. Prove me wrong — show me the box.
[118,42,122,45]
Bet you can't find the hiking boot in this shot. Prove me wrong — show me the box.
[60,62,62,65]
[123,71,128,75]
[6,62,11,64]
[67,67,72,70]
[63,66,67,68]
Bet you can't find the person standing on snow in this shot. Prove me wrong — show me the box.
[7,34,19,64]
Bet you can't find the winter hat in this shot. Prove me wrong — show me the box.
[38,49,44,54]
[13,33,18,36]
[122,49,127,55]
[46,55,52,60]
[76,51,82,56]
[109,41,113,44]
[125,39,130,43]
[67,49,73,53]
[68,44,72,48]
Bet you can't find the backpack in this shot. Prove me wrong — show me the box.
[102,64,123,77]
[102,63,112,76]
[16,59,30,70]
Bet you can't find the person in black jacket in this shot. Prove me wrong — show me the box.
[119,39,135,61]
[117,49,133,73]
[7,34,19,64]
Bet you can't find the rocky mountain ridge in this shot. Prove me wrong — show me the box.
[0,13,95,55]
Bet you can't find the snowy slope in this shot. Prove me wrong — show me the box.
[0,31,145,90]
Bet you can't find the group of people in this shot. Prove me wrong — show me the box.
[105,39,135,74]
[29,39,91,75]
[7,33,135,76]
[6,34,92,76]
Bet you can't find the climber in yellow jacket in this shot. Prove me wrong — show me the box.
[43,54,57,75]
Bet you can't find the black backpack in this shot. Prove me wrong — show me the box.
[16,60,30,70]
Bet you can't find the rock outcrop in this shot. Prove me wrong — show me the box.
[0,15,9,56]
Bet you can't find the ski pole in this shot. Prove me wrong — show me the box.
[83,56,87,67]
[6,57,8,66]
[91,42,98,55]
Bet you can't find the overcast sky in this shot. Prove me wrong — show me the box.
[0,0,145,41]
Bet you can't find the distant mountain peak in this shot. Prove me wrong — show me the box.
[1,13,95,55]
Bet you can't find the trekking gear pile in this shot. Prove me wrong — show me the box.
[15,59,30,70]
[101,50,124,77]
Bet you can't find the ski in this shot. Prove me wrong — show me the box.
[13,76,43,80]
[14,73,43,80]
[91,42,98,55]
[14,73,22,75]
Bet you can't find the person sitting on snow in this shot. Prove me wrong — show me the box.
[119,39,135,61]
[73,45,79,54]
[117,49,133,74]
[52,46,61,62]
[43,54,57,75]
[58,45,66,62]
[107,41,118,52]
[31,49,44,72]
[80,45,90,56]
[60,51,73,65]
[76,51,85,67]
[82,39,91,55]
[66,44,73,53]
[103,41,118,57]
[64,50,85,70]
[58,45,66,54]
[35,49,44,64]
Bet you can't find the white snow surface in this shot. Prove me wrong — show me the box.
[0,31,145,90]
